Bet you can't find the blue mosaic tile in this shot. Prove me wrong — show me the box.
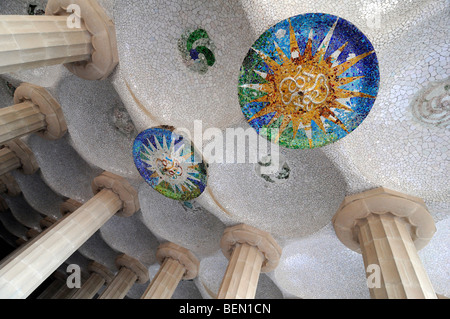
[238,13,380,149]
[133,127,207,200]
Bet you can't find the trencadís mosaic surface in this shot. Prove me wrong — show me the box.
[133,127,207,200]
[239,13,380,149]
[178,28,216,74]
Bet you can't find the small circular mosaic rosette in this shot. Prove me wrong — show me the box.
[133,127,207,200]
[239,13,380,149]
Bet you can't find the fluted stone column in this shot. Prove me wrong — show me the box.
[37,278,65,299]
[36,270,69,299]
[141,242,199,299]
[19,216,59,246]
[51,281,79,299]
[0,83,67,145]
[0,15,91,73]
[0,0,118,80]
[71,261,114,299]
[217,224,282,299]
[0,139,38,176]
[0,145,21,175]
[333,187,437,299]
[11,201,76,251]
[98,254,149,299]
[0,171,139,298]
[18,216,59,246]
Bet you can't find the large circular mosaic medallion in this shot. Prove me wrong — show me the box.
[239,13,380,149]
[133,127,207,200]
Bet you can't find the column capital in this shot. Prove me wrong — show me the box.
[115,254,149,284]
[45,0,119,80]
[88,261,114,284]
[3,139,39,175]
[59,198,83,216]
[156,242,199,280]
[92,171,139,217]
[39,216,58,230]
[26,228,41,239]
[5,138,39,175]
[332,187,436,253]
[13,83,67,140]
[220,224,282,273]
